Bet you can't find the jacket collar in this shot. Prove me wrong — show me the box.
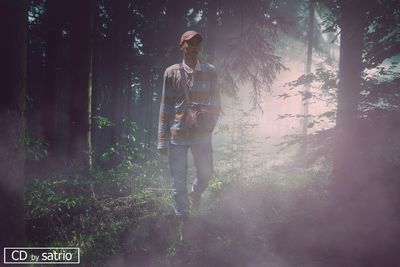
[182,59,201,74]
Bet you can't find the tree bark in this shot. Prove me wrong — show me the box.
[332,0,367,200]
[69,0,94,171]
[206,0,218,64]
[108,0,130,142]
[0,0,28,247]
[146,79,154,144]
[42,0,63,157]
[162,0,190,64]
[302,0,314,137]
[142,66,153,144]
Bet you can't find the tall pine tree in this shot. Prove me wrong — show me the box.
[0,0,28,247]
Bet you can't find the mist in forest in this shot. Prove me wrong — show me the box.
[1,0,400,266]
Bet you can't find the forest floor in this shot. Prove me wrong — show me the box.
[26,156,398,267]
[101,165,342,267]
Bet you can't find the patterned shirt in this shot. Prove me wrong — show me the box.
[157,60,221,149]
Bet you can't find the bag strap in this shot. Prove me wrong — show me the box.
[179,65,191,103]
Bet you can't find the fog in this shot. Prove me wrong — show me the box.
[6,1,399,266]
[113,25,400,267]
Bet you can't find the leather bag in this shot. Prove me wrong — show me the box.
[179,68,215,132]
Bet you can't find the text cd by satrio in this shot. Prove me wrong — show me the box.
[4,247,79,264]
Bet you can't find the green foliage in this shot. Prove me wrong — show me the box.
[216,0,287,109]
[23,134,48,161]
[25,178,90,247]
[25,172,171,265]
[25,118,172,265]
[26,179,82,220]
[277,55,400,166]
[204,100,267,207]
[97,119,168,195]
[93,115,113,129]
[23,0,399,265]
[218,102,262,174]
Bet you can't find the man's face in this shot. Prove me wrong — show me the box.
[180,35,202,60]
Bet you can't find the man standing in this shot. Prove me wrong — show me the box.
[158,30,221,218]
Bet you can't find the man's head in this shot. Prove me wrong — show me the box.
[180,30,202,61]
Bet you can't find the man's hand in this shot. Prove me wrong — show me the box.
[159,148,168,156]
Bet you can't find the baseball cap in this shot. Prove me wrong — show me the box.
[180,30,202,45]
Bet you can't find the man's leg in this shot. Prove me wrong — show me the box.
[169,143,189,217]
[190,141,213,206]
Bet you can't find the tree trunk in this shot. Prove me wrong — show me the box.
[145,71,154,144]
[206,0,218,64]
[302,0,314,137]
[42,0,63,157]
[162,0,190,64]
[146,79,154,144]
[92,9,113,165]
[0,0,28,247]
[69,0,94,171]
[332,0,366,200]
[108,0,130,143]
[126,65,135,123]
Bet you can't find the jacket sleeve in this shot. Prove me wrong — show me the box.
[157,69,174,149]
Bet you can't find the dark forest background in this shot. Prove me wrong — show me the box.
[1,0,400,266]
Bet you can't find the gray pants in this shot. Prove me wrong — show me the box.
[169,142,213,216]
